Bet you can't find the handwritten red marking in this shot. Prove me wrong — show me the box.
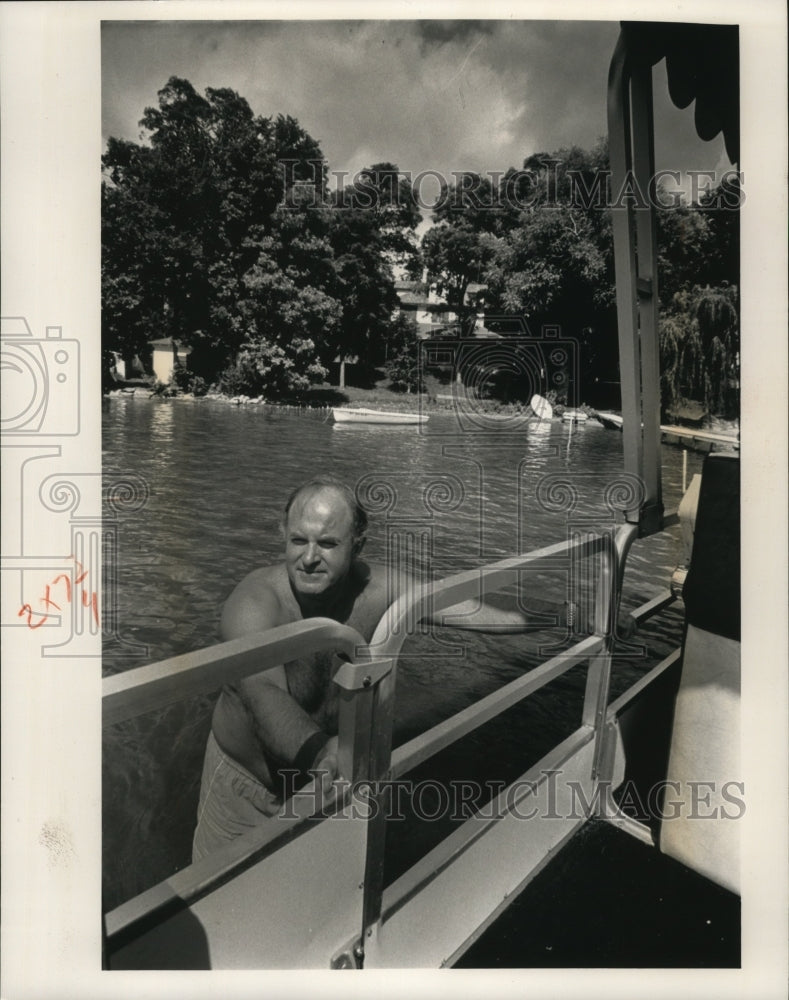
[20,555,100,630]
[81,589,100,628]
[18,603,49,629]
[52,573,72,602]
[41,585,61,612]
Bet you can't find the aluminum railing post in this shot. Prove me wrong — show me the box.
[333,652,398,967]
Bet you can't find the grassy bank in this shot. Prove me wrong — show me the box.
[283,381,561,415]
[111,377,542,416]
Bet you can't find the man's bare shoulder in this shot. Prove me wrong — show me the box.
[220,564,295,640]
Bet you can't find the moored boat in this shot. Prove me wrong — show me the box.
[561,408,589,424]
[593,410,624,430]
[332,407,428,425]
[529,393,553,421]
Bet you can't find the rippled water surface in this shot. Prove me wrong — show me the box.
[102,396,706,909]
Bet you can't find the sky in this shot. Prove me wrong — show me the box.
[101,18,734,211]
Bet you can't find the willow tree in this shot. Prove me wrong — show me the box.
[659,284,739,418]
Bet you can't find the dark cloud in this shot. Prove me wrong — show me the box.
[416,19,497,48]
[101,19,730,185]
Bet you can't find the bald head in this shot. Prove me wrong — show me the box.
[282,476,368,548]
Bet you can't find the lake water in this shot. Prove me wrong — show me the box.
[102,396,705,911]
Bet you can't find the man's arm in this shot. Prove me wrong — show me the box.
[219,576,333,776]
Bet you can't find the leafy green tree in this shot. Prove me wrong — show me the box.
[656,176,740,415]
[656,206,716,304]
[432,171,502,233]
[698,174,740,289]
[337,162,422,265]
[419,172,502,336]
[325,163,422,383]
[659,284,739,418]
[102,80,326,388]
[383,313,423,393]
[478,146,617,400]
[103,78,411,396]
[102,167,170,369]
[325,207,397,382]
[483,145,614,326]
[421,221,495,336]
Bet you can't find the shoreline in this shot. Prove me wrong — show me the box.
[105,385,540,417]
[104,387,739,443]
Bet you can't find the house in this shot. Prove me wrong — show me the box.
[394,278,497,339]
[148,338,192,385]
[393,280,438,339]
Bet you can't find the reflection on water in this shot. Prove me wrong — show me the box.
[102,397,704,909]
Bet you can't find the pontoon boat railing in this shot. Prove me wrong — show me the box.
[608,32,664,535]
[103,523,673,968]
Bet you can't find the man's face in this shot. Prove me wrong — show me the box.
[284,488,359,599]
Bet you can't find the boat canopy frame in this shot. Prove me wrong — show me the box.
[607,21,739,535]
[607,30,664,534]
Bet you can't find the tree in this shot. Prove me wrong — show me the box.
[324,163,422,384]
[102,78,286,375]
[424,141,740,415]
[483,145,614,325]
[659,284,739,418]
[337,162,422,266]
[228,264,340,396]
[421,221,495,336]
[103,78,392,396]
[656,176,740,416]
[478,147,617,402]
[102,165,170,368]
[103,79,414,396]
[656,206,716,304]
[322,165,424,384]
[383,314,424,393]
[432,171,502,233]
[325,208,396,383]
[419,172,502,337]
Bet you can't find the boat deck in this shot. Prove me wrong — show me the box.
[456,817,740,968]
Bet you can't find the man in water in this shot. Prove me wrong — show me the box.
[193,474,572,861]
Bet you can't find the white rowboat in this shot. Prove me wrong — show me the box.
[332,407,428,425]
[562,409,589,424]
